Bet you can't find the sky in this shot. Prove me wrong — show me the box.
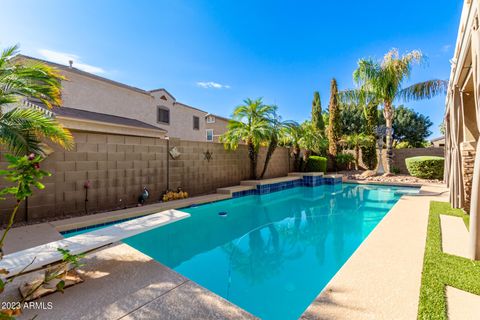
[1,0,463,138]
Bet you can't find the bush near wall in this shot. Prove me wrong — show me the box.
[305,156,327,173]
[336,153,355,170]
[405,156,444,180]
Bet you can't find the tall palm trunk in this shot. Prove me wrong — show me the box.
[302,149,312,172]
[383,101,394,173]
[248,140,258,180]
[293,145,301,171]
[260,138,277,179]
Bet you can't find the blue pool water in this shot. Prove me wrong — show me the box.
[66,183,418,319]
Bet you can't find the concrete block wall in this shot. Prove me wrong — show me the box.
[391,147,444,173]
[0,131,291,223]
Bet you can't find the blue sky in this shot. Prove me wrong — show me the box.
[2,0,462,138]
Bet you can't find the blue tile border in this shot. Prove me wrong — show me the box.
[232,176,342,198]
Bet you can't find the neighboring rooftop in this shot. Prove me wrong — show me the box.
[430,136,445,142]
[25,100,165,132]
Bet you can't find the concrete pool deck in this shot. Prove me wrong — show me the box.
[300,183,449,320]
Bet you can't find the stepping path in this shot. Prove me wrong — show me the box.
[440,215,469,258]
[447,286,480,320]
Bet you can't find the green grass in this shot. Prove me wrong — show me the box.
[418,201,480,319]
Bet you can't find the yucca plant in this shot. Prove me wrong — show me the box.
[0,45,73,155]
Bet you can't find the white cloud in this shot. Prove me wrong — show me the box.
[441,44,452,53]
[37,49,105,74]
[196,81,230,89]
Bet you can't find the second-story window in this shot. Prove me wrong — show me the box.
[157,106,170,124]
[193,116,200,130]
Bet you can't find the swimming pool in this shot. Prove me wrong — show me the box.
[66,183,418,319]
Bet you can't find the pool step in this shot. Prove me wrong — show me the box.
[240,176,302,186]
[217,185,256,195]
[288,172,324,177]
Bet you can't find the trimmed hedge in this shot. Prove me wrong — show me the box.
[305,156,327,173]
[405,156,444,180]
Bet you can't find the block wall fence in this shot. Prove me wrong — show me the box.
[0,131,291,223]
[346,147,444,173]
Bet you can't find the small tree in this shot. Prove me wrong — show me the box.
[0,154,50,254]
[327,78,341,170]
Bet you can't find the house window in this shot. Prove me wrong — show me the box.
[206,129,214,141]
[193,116,200,130]
[206,115,215,123]
[157,106,170,124]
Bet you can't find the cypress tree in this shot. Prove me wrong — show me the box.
[311,91,325,133]
[327,78,341,170]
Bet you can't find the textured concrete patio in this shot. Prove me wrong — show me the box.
[3,243,256,320]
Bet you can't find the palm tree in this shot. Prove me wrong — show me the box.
[353,49,447,173]
[280,123,304,171]
[343,133,370,170]
[221,98,275,180]
[259,109,296,179]
[281,121,327,171]
[0,45,73,155]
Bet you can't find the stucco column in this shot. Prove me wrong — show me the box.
[469,11,480,259]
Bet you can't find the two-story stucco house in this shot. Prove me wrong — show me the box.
[205,114,230,142]
[16,55,208,141]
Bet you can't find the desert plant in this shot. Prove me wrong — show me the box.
[405,156,444,179]
[0,45,73,155]
[221,98,275,179]
[304,156,327,173]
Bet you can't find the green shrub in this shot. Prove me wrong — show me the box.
[336,153,355,170]
[391,166,401,174]
[305,156,327,173]
[405,156,444,179]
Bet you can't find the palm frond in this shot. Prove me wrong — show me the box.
[397,79,448,102]
[0,107,74,155]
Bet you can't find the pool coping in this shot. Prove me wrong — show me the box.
[300,183,449,319]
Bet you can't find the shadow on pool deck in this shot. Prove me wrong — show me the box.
[5,243,256,320]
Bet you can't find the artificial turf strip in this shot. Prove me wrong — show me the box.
[417,201,480,319]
